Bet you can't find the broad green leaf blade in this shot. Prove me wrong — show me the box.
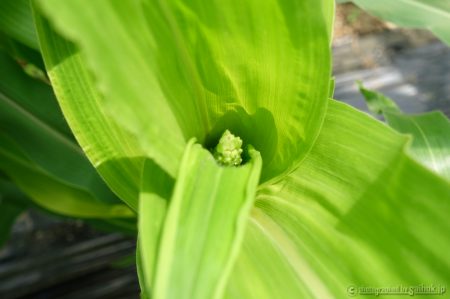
[359,85,450,181]
[0,133,134,218]
[384,112,450,180]
[138,159,174,294]
[0,47,135,219]
[33,13,146,209]
[0,0,39,50]
[349,0,450,46]
[0,50,70,139]
[0,49,127,204]
[225,100,450,298]
[0,176,135,239]
[145,140,261,299]
[34,0,332,181]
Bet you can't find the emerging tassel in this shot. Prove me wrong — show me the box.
[213,130,243,166]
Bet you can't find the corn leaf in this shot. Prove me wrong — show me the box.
[225,100,450,298]
[359,84,450,181]
[30,1,450,298]
[142,140,262,299]
[138,100,450,298]
[0,133,133,218]
[385,112,450,181]
[0,50,134,218]
[33,14,146,209]
[0,51,101,194]
[0,0,38,50]
[347,0,450,46]
[34,0,332,182]
[138,159,174,294]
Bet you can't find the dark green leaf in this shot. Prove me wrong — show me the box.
[0,134,134,218]
[0,0,39,50]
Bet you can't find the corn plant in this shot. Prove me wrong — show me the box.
[0,0,449,298]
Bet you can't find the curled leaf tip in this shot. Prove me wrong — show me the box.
[214,130,243,166]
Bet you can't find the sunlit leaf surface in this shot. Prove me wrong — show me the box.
[30,1,450,298]
[359,84,450,181]
[34,15,146,209]
[226,101,450,298]
[142,140,261,299]
[138,159,174,294]
[35,0,332,181]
